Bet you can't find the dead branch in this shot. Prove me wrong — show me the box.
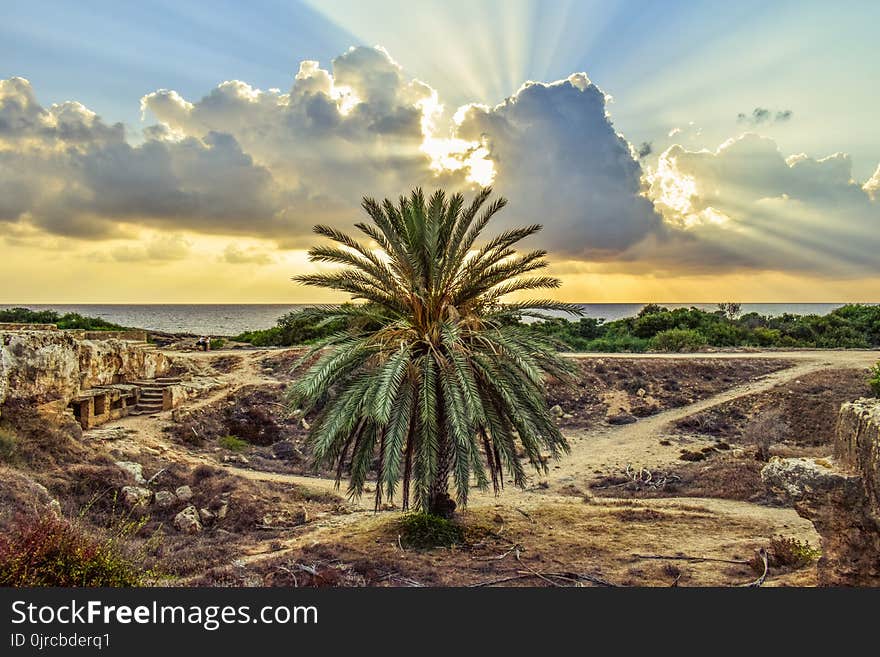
[740,548,768,587]
[632,553,751,565]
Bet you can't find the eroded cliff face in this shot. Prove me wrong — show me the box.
[762,398,880,585]
[0,330,171,410]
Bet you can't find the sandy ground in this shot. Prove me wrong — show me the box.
[87,347,879,586]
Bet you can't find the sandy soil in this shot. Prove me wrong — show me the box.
[86,347,878,586]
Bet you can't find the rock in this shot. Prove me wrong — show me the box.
[199,508,215,523]
[217,501,229,520]
[271,441,304,461]
[300,418,311,430]
[607,413,637,425]
[154,490,177,508]
[221,454,249,465]
[116,461,145,484]
[175,485,193,501]
[760,398,880,585]
[637,388,646,397]
[174,505,203,533]
[550,404,564,417]
[0,330,170,409]
[121,486,152,508]
[760,457,847,500]
[562,413,574,419]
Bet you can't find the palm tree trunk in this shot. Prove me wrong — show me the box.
[428,395,456,518]
[427,438,456,518]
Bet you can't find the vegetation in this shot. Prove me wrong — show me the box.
[397,512,464,549]
[233,309,350,346]
[0,307,126,331]
[209,338,226,350]
[0,429,18,464]
[0,515,146,587]
[288,187,578,517]
[869,363,880,397]
[238,302,880,353]
[218,435,250,452]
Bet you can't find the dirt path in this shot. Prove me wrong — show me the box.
[91,348,877,581]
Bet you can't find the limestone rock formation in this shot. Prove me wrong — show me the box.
[0,330,171,411]
[761,398,880,585]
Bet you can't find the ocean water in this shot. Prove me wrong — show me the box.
[1,303,871,336]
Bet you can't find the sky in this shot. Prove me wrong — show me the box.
[1,0,879,303]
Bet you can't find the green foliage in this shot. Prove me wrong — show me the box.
[649,328,707,352]
[869,363,880,397]
[209,338,226,350]
[767,536,821,569]
[0,307,126,331]
[233,307,353,346]
[218,435,249,452]
[289,187,578,516]
[0,515,146,587]
[0,429,18,464]
[526,303,880,352]
[397,512,463,549]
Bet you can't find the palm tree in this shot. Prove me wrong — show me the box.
[289,187,579,517]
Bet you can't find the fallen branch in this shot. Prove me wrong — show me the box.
[145,468,167,485]
[632,553,751,565]
[739,548,768,588]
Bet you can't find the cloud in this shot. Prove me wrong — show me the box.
[453,74,662,257]
[140,46,464,244]
[221,244,274,265]
[89,234,192,263]
[646,133,880,274]
[2,49,878,283]
[0,78,289,239]
[737,107,793,124]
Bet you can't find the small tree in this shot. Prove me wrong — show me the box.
[717,302,742,320]
[289,188,579,516]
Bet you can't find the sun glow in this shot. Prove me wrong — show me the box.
[416,93,495,186]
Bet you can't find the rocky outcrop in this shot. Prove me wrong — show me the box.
[761,398,880,585]
[0,330,171,412]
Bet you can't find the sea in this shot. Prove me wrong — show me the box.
[1,303,872,337]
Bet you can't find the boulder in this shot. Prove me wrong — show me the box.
[121,486,152,509]
[549,404,564,417]
[154,490,177,508]
[607,413,637,425]
[116,461,145,484]
[175,485,193,502]
[174,505,203,533]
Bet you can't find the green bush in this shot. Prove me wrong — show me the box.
[209,338,226,350]
[218,435,249,452]
[648,328,706,352]
[397,512,463,549]
[0,307,126,331]
[869,363,880,397]
[0,429,18,464]
[0,515,145,587]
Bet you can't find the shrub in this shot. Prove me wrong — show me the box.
[584,335,648,353]
[743,408,788,461]
[869,363,880,397]
[751,536,821,571]
[649,328,706,352]
[209,338,226,350]
[218,435,249,452]
[397,512,463,549]
[0,429,18,464]
[0,515,145,587]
